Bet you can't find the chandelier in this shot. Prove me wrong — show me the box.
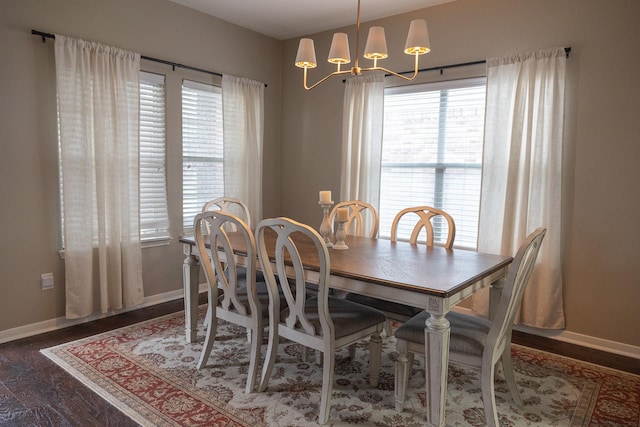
[295,0,431,90]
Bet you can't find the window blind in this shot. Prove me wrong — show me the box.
[182,79,224,233]
[139,71,170,240]
[380,77,486,249]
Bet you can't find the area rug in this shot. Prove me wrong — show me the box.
[41,309,640,426]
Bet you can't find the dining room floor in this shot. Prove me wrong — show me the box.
[0,293,637,425]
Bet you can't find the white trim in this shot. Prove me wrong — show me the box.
[4,289,637,362]
[452,306,640,361]
[0,283,208,344]
[141,236,173,248]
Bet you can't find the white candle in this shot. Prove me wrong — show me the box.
[337,207,349,221]
[319,190,331,204]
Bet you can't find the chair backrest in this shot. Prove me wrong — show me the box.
[329,200,379,238]
[194,210,259,316]
[202,197,251,231]
[390,206,456,248]
[486,227,546,360]
[255,217,333,338]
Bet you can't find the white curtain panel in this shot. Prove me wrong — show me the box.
[340,74,384,213]
[222,75,264,223]
[474,47,566,329]
[55,35,144,319]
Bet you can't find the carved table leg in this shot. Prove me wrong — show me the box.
[489,277,505,320]
[425,309,451,427]
[183,247,200,343]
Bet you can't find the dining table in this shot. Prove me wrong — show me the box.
[180,232,512,427]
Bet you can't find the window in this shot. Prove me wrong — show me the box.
[379,77,486,249]
[59,71,171,246]
[139,71,170,241]
[182,80,224,233]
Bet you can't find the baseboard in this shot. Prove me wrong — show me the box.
[3,290,638,361]
[452,306,640,361]
[0,284,208,345]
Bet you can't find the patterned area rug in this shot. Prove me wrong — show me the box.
[41,309,640,426]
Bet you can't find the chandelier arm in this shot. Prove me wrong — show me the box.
[361,54,422,81]
[303,68,353,90]
[369,66,419,81]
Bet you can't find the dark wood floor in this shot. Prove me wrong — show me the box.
[0,296,637,426]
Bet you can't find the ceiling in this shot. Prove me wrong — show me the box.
[169,0,454,40]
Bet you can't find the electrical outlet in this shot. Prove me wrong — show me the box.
[41,273,54,290]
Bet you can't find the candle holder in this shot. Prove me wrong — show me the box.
[319,201,334,248]
[333,218,349,250]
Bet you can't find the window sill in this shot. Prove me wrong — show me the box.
[141,236,173,248]
[57,236,173,259]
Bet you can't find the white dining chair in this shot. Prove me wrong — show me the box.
[394,227,546,427]
[347,206,456,334]
[255,217,386,425]
[328,200,379,239]
[390,205,456,248]
[202,197,264,318]
[202,196,252,230]
[201,198,253,279]
[193,210,274,393]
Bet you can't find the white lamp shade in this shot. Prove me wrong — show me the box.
[364,26,388,60]
[295,38,318,68]
[328,33,351,64]
[404,19,430,55]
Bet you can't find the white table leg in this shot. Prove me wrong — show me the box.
[425,309,451,427]
[489,277,505,320]
[182,244,200,343]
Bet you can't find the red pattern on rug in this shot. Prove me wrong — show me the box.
[65,315,264,426]
[512,345,640,426]
[43,311,640,426]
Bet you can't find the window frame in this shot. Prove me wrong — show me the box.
[379,76,487,249]
[181,79,225,235]
[58,70,172,249]
[139,70,171,244]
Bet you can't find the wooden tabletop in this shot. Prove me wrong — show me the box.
[181,232,512,299]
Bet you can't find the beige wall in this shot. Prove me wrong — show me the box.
[278,0,640,350]
[0,0,281,331]
[1,0,639,352]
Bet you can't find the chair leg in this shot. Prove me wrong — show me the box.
[384,319,392,337]
[501,347,523,405]
[481,362,499,427]
[245,324,262,394]
[369,332,382,387]
[318,351,334,425]
[203,307,211,329]
[258,324,279,392]
[348,343,356,359]
[197,309,217,369]
[203,288,213,328]
[394,345,411,412]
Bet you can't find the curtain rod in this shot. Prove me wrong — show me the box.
[390,47,571,77]
[31,30,267,87]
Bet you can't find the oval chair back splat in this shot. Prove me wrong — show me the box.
[202,197,252,231]
[328,200,379,238]
[390,206,456,248]
[200,197,262,327]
